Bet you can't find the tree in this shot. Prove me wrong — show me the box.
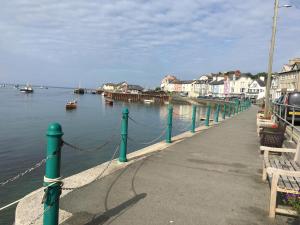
[155,87,161,91]
[253,72,267,80]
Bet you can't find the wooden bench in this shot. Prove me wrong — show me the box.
[261,143,300,217]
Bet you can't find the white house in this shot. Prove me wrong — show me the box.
[161,75,177,92]
[247,79,266,99]
[102,83,117,91]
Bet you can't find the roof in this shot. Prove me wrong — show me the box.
[104,83,118,86]
[256,79,266,87]
[210,79,224,85]
[279,62,300,74]
[127,85,144,91]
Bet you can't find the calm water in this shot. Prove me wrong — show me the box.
[0,87,208,224]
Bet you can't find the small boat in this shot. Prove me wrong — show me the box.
[74,88,85,94]
[144,99,154,104]
[20,84,34,93]
[105,97,113,105]
[66,100,77,110]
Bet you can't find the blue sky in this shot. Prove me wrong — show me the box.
[0,0,299,88]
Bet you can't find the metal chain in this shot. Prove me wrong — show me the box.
[128,128,166,145]
[128,116,166,130]
[62,134,116,153]
[172,111,191,118]
[62,144,120,190]
[173,122,192,132]
[0,157,48,187]
[28,196,60,225]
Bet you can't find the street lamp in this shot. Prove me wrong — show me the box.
[264,0,292,117]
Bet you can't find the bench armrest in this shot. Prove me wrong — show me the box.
[260,146,296,153]
[266,167,300,177]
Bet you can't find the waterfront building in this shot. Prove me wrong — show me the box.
[247,79,266,100]
[272,58,300,99]
[160,75,177,92]
[210,79,225,97]
[102,81,144,94]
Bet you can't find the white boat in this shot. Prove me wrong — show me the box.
[20,84,34,93]
[144,99,154,104]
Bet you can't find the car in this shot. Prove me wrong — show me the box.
[279,92,300,122]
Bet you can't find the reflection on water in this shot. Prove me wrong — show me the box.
[0,87,209,224]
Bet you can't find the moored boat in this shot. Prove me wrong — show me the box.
[20,84,34,93]
[74,88,85,94]
[66,100,77,110]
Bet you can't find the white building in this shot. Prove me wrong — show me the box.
[247,79,266,99]
[161,75,177,92]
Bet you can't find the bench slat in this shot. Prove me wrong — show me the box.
[275,157,299,191]
[283,159,300,189]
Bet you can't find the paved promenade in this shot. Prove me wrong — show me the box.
[59,107,297,225]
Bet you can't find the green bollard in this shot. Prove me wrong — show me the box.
[43,123,63,225]
[222,104,226,120]
[119,108,129,162]
[166,105,173,143]
[232,103,235,116]
[191,105,196,133]
[214,104,220,123]
[228,103,231,117]
[205,104,211,126]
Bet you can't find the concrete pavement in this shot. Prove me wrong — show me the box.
[59,107,298,225]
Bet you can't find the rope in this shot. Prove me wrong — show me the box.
[62,135,115,153]
[62,144,120,190]
[0,157,48,187]
[128,116,166,130]
[172,111,191,118]
[128,128,166,145]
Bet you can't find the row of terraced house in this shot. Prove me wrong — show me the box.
[161,71,266,99]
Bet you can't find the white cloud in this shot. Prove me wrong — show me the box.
[0,0,299,86]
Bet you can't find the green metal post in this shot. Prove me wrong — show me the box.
[43,123,63,225]
[166,105,173,143]
[191,105,196,133]
[232,103,235,116]
[222,104,226,120]
[119,108,129,162]
[205,104,211,126]
[228,103,231,117]
[214,104,220,123]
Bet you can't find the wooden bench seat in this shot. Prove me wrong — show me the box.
[261,145,300,217]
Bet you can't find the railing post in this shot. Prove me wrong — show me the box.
[166,105,173,143]
[222,104,226,120]
[291,106,295,142]
[284,105,287,121]
[119,108,129,162]
[191,105,196,133]
[232,103,236,116]
[43,123,63,225]
[228,103,231,117]
[205,104,211,126]
[214,104,220,123]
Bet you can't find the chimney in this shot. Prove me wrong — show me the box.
[260,76,265,82]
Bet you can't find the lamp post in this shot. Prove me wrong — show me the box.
[264,0,292,117]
